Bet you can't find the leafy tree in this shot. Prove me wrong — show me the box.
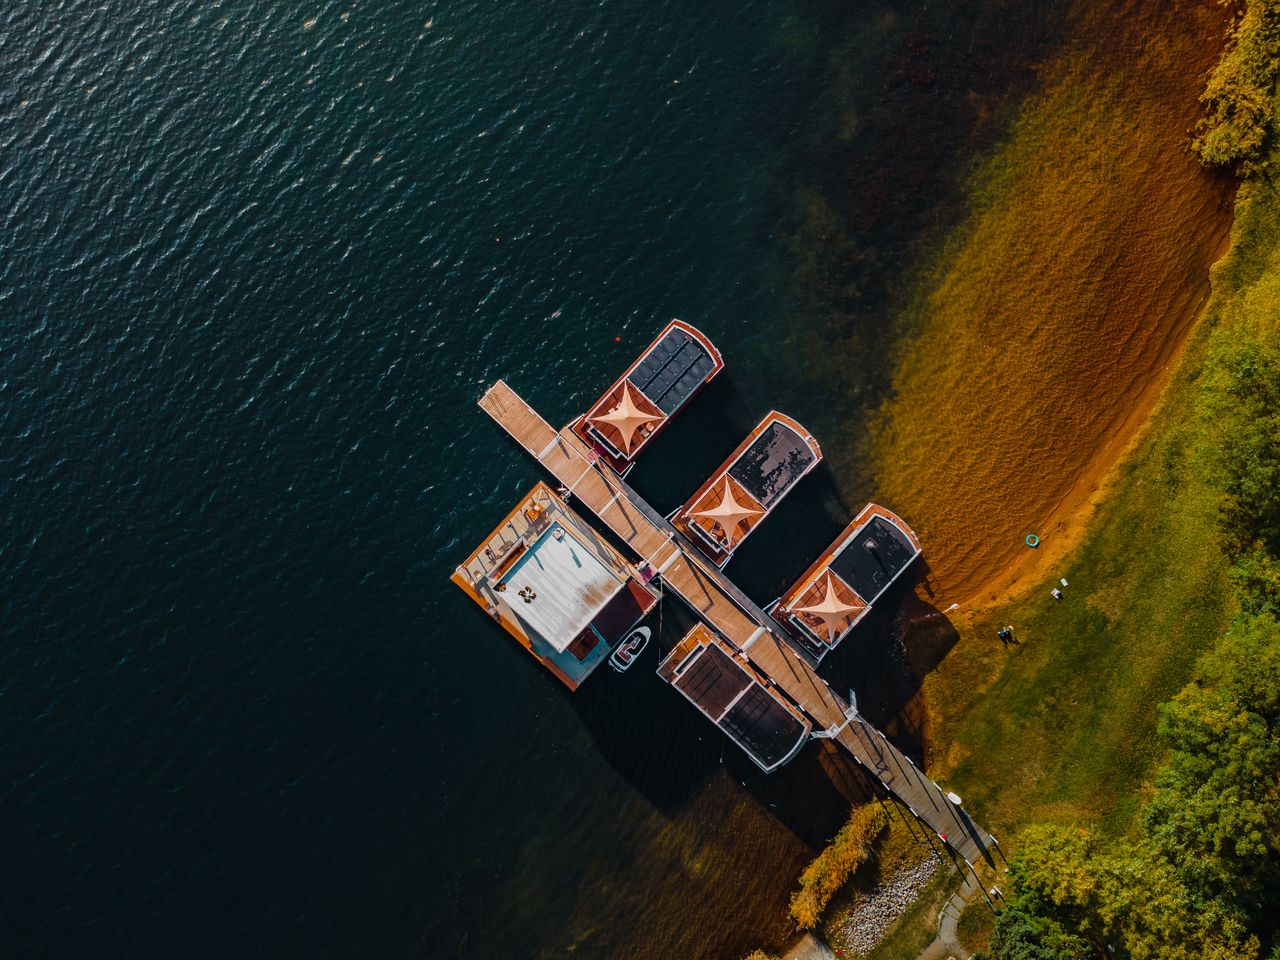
[1231,546,1280,618]
[995,826,1259,960]
[979,906,1079,960]
[1201,613,1280,721]
[1143,616,1280,903]
[1212,342,1280,559]
[1195,0,1280,174]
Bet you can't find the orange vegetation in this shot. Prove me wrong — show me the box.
[788,804,887,929]
[868,0,1236,610]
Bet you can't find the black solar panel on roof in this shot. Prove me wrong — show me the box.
[719,685,806,768]
[673,644,751,719]
[827,517,918,604]
[727,422,817,508]
[627,328,715,415]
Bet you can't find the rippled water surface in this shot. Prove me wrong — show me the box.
[1,1,1068,957]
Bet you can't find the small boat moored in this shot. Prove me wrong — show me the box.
[609,626,651,672]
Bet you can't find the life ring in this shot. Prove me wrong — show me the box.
[1025,533,1040,548]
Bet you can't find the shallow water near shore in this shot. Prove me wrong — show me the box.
[866,0,1234,609]
[0,1,1198,957]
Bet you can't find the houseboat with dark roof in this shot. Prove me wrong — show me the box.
[657,623,810,772]
[672,411,822,567]
[570,319,723,474]
[770,503,922,663]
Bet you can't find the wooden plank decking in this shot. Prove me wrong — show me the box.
[478,380,994,866]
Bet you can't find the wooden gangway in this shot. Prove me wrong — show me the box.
[478,380,994,866]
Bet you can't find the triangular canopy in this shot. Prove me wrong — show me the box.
[795,572,863,639]
[588,381,663,454]
[692,477,763,536]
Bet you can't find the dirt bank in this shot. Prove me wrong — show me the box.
[867,0,1235,609]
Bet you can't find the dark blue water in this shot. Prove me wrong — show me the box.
[1,1,1066,957]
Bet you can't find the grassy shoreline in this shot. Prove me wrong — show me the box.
[742,1,1277,956]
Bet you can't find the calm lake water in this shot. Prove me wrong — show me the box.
[1,1,1066,957]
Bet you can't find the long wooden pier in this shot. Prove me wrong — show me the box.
[479,380,994,866]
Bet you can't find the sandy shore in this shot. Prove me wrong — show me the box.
[867,0,1235,611]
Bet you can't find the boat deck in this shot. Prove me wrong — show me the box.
[777,504,924,660]
[572,319,723,470]
[674,411,822,566]
[658,623,810,772]
[478,380,993,865]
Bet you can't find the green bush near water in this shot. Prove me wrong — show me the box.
[956,896,995,954]
[1195,0,1280,173]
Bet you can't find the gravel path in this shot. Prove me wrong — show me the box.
[833,856,942,956]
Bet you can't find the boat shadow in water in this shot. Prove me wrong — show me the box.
[816,557,959,765]
[563,602,856,845]
[563,568,946,847]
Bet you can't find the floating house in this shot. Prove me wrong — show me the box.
[570,319,723,474]
[451,482,659,690]
[672,411,822,567]
[771,504,922,663]
[657,623,810,772]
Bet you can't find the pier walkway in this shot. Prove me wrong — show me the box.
[479,380,993,866]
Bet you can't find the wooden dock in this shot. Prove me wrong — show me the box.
[478,380,994,866]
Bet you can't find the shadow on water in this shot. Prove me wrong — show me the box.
[817,558,959,764]
[561,596,862,849]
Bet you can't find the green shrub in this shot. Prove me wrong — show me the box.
[956,897,996,955]
[1194,1,1280,173]
[978,905,1079,960]
[1211,340,1280,556]
[1142,614,1280,901]
[997,826,1259,960]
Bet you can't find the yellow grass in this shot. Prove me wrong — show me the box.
[788,804,888,929]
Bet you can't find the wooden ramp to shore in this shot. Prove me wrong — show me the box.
[478,380,994,866]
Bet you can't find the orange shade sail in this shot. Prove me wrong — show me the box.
[795,572,863,639]
[587,381,663,454]
[691,477,764,536]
